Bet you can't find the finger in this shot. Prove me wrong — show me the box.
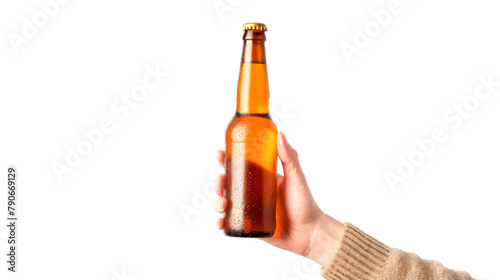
[213,173,226,197]
[212,196,227,214]
[216,150,225,168]
[277,131,305,180]
[216,218,224,230]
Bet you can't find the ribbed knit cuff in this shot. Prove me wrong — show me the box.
[320,223,391,280]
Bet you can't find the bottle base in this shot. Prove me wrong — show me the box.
[224,230,273,238]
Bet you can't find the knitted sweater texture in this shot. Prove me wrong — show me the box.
[320,223,474,280]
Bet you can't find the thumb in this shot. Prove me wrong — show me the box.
[277,131,306,184]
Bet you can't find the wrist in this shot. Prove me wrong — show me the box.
[303,211,344,267]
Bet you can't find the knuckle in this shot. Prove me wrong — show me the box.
[291,148,299,161]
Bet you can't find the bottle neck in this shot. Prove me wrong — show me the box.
[236,30,269,115]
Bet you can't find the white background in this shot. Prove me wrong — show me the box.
[1,0,499,279]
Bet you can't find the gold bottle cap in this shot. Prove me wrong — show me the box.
[242,22,267,31]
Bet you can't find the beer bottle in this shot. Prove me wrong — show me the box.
[223,23,278,238]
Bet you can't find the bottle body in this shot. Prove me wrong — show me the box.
[224,114,277,237]
[223,23,277,238]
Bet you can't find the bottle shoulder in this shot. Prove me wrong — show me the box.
[226,113,277,130]
[226,113,277,141]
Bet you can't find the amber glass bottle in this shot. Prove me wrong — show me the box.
[223,23,278,238]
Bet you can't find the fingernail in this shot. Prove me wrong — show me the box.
[281,131,290,147]
[218,198,224,209]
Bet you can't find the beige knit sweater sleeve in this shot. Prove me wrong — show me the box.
[320,223,474,280]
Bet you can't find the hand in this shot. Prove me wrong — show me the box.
[213,131,344,267]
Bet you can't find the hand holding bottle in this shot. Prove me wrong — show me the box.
[213,132,344,267]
